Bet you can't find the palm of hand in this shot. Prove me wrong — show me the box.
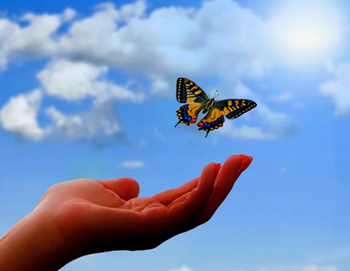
[37,154,251,256]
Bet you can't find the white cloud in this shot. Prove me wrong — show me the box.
[37,59,144,103]
[0,90,50,141]
[0,0,305,141]
[6,13,62,58]
[0,0,344,78]
[120,161,144,169]
[256,103,297,138]
[291,265,337,271]
[150,76,170,94]
[218,122,272,139]
[0,18,18,70]
[306,245,350,262]
[0,89,124,141]
[115,0,146,21]
[168,266,194,271]
[217,84,296,139]
[45,101,121,139]
[5,0,267,81]
[0,7,75,70]
[319,62,350,116]
[229,265,338,271]
[62,8,77,22]
[269,93,293,102]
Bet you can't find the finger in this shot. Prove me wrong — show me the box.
[163,162,217,227]
[153,177,200,205]
[191,154,252,226]
[99,177,140,201]
[234,155,253,180]
[128,155,252,250]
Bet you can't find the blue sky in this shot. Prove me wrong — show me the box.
[0,0,349,270]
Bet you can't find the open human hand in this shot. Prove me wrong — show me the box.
[0,154,252,270]
[35,154,252,258]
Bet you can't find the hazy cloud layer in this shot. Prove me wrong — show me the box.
[120,161,144,168]
[319,62,350,116]
[2,0,337,141]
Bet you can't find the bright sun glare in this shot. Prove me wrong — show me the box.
[270,0,344,65]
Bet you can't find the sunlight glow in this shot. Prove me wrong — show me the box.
[269,0,345,65]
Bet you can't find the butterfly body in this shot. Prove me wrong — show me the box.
[175,78,257,137]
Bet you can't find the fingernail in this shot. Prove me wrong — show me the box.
[248,156,253,164]
[239,154,245,162]
[238,154,245,172]
[215,163,221,176]
[240,155,253,174]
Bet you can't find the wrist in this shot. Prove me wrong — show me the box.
[0,208,78,271]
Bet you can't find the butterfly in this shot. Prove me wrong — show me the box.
[175,78,257,138]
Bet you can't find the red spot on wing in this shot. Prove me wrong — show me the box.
[190,119,196,123]
[198,122,203,127]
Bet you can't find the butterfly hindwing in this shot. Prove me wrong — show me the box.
[197,107,225,138]
[177,78,209,104]
[175,102,203,127]
[214,99,257,119]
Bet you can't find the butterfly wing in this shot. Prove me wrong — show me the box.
[175,78,208,127]
[197,107,225,138]
[175,102,203,127]
[214,99,257,119]
[176,78,209,104]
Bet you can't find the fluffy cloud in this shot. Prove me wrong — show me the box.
[0,0,270,80]
[291,265,337,271]
[269,93,293,103]
[0,7,75,70]
[0,57,144,141]
[45,101,121,139]
[0,0,302,141]
[0,19,17,70]
[218,122,271,139]
[0,89,123,141]
[0,90,50,141]
[168,266,194,271]
[218,84,297,139]
[67,0,267,80]
[120,161,144,169]
[37,59,144,102]
[229,265,338,271]
[319,62,350,116]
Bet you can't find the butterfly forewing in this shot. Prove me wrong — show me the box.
[214,99,257,119]
[176,78,209,104]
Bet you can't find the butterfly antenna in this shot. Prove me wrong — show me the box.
[214,90,219,99]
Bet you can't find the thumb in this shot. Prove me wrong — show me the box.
[99,177,140,201]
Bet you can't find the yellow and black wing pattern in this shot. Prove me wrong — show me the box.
[176,78,209,104]
[175,78,208,127]
[214,99,257,119]
[175,77,257,137]
[197,108,225,138]
[175,102,203,127]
